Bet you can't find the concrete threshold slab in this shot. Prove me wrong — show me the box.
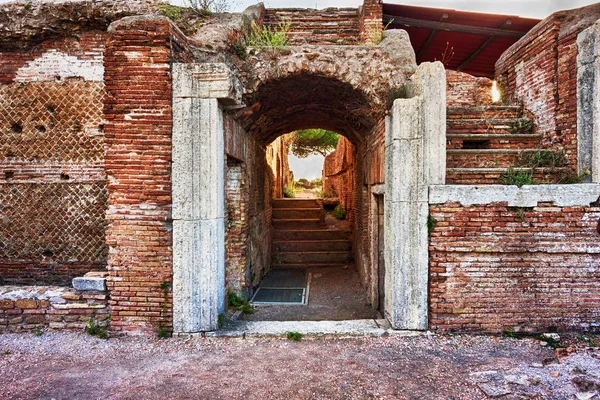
[204,319,426,339]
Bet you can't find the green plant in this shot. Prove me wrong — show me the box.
[227,292,254,314]
[516,208,526,222]
[508,118,534,133]
[3,350,11,355]
[157,3,185,21]
[283,185,296,198]
[157,326,170,339]
[427,216,438,235]
[286,331,303,341]
[290,129,339,158]
[363,19,393,45]
[86,319,108,339]
[499,166,535,187]
[33,329,44,337]
[218,313,225,328]
[332,204,345,220]
[23,2,31,10]
[245,21,290,51]
[156,281,172,338]
[578,335,597,347]
[517,149,567,169]
[502,328,526,339]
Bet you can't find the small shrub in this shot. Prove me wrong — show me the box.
[517,149,567,169]
[218,313,225,328]
[86,319,108,339]
[332,204,345,220]
[157,326,170,339]
[227,292,254,314]
[508,118,534,133]
[427,216,438,235]
[499,166,535,187]
[286,331,302,341]
[33,329,44,337]
[283,185,296,198]
[245,21,290,51]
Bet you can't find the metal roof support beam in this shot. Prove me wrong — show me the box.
[457,19,513,72]
[383,15,524,38]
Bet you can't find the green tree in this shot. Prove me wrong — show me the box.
[290,129,339,158]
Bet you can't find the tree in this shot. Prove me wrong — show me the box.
[289,129,339,158]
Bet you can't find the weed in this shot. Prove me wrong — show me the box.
[363,19,393,45]
[157,325,170,339]
[157,3,185,21]
[427,216,438,235]
[508,118,534,133]
[535,334,562,349]
[516,208,526,222]
[283,185,296,198]
[499,166,535,187]
[502,328,527,339]
[286,331,303,341]
[218,313,225,328]
[3,350,11,355]
[517,149,567,169]
[245,21,290,51]
[578,335,597,347]
[86,319,108,339]
[23,2,31,10]
[553,169,589,184]
[227,292,254,314]
[33,329,43,337]
[332,204,345,220]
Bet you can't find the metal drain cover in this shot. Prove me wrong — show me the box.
[251,288,305,304]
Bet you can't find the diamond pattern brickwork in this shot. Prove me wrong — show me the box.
[0,82,104,162]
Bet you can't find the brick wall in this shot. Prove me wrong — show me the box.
[323,135,356,220]
[358,0,383,44]
[103,17,188,334]
[0,34,108,285]
[495,5,600,171]
[446,70,494,107]
[430,201,600,333]
[0,285,109,333]
[265,8,360,45]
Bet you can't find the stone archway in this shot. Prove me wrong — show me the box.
[170,39,446,333]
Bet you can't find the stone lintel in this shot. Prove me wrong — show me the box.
[173,63,242,105]
[429,184,600,207]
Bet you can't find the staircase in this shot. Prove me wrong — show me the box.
[271,198,352,269]
[446,105,565,185]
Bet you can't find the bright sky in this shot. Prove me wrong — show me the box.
[288,154,324,180]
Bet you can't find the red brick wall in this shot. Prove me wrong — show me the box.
[265,8,360,45]
[358,0,383,44]
[103,17,187,334]
[0,34,108,285]
[430,202,600,333]
[495,6,600,171]
[323,135,356,219]
[446,70,494,107]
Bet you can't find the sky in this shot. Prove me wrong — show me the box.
[288,154,324,180]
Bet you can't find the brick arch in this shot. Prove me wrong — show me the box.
[236,39,416,143]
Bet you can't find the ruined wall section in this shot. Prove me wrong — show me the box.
[0,32,108,286]
[323,136,356,218]
[446,70,494,107]
[496,4,600,172]
[264,8,360,45]
[429,188,600,333]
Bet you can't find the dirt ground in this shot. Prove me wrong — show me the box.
[1,332,599,399]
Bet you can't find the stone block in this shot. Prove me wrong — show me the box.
[15,299,37,309]
[172,63,242,105]
[0,299,15,309]
[72,277,106,291]
[24,315,46,324]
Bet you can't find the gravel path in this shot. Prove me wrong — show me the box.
[0,332,597,399]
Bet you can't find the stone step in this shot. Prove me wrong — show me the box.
[272,208,322,220]
[272,219,324,230]
[273,251,352,264]
[272,198,320,209]
[447,134,541,150]
[447,105,523,120]
[447,119,534,135]
[273,229,351,241]
[446,148,537,169]
[446,167,570,185]
[273,240,351,252]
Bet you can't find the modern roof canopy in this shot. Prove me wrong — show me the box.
[382,3,541,77]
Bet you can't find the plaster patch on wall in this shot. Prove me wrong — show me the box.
[15,50,103,82]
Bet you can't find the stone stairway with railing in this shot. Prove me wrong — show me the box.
[271,198,352,268]
[446,105,568,185]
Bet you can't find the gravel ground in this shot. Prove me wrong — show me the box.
[0,332,598,399]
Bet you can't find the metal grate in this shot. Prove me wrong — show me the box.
[251,287,305,304]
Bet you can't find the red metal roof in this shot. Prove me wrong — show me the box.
[382,3,540,77]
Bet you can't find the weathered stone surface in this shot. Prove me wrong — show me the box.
[72,277,106,292]
[577,21,600,183]
[15,299,37,309]
[378,29,417,74]
[429,184,600,207]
